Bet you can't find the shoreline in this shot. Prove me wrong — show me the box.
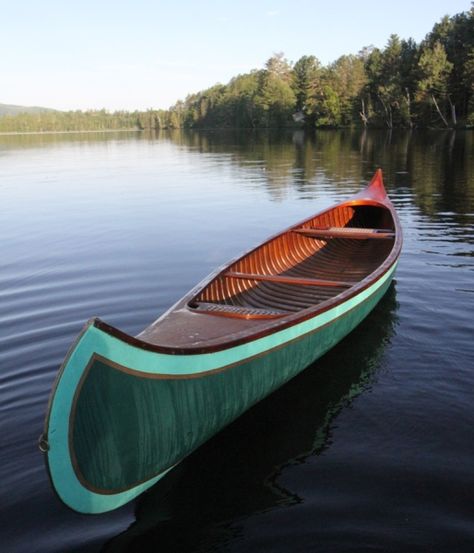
[0,128,141,136]
[0,126,472,137]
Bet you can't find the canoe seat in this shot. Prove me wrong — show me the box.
[225,271,353,288]
[191,302,287,319]
[293,226,395,240]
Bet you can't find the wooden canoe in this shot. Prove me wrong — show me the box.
[40,169,402,514]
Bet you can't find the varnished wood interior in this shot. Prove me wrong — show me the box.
[190,204,395,318]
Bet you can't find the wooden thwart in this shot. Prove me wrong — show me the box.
[225,271,353,288]
[293,226,395,240]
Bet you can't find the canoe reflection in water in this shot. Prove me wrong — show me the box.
[103,284,399,553]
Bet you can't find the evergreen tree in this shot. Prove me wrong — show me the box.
[417,41,453,126]
[254,65,296,127]
[292,55,321,123]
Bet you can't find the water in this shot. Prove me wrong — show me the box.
[1,129,473,552]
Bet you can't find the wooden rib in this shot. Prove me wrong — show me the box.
[225,271,353,288]
[244,281,321,311]
[293,227,395,240]
[193,204,395,315]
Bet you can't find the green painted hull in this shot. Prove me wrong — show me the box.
[43,263,397,514]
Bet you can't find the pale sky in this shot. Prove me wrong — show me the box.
[1,0,471,111]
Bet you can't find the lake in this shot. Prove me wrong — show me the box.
[1,129,473,552]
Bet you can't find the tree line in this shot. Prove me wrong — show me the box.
[175,5,474,129]
[0,109,169,133]
[1,5,473,133]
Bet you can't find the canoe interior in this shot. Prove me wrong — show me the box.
[189,204,395,318]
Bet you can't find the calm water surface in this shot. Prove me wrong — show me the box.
[1,129,473,552]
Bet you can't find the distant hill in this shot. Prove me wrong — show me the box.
[0,103,58,116]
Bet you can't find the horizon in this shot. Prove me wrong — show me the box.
[2,0,472,112]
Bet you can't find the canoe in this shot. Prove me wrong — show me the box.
[40,169,402,514]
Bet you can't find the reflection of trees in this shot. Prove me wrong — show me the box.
[157,128,375,202]
[4,128,472,229]
[102,285,399,553]
[161,128,474,229]
[408,131,474,225]
[0,130,142,151]
[161,128,401,201]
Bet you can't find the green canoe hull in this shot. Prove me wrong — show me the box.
[43,262,397,514]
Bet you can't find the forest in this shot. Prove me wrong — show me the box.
[1,5,473,133]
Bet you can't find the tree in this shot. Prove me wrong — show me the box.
[254,67,296,127]
[463,47,474,123]
[314,81,341,126]
[374,35,403,128]
[417,41,453,126]
[328,54,367,125]
[398,38,420,126]
[265,52,293,82]
[292,55,321,123]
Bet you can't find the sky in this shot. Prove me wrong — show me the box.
[1,0,472,112]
